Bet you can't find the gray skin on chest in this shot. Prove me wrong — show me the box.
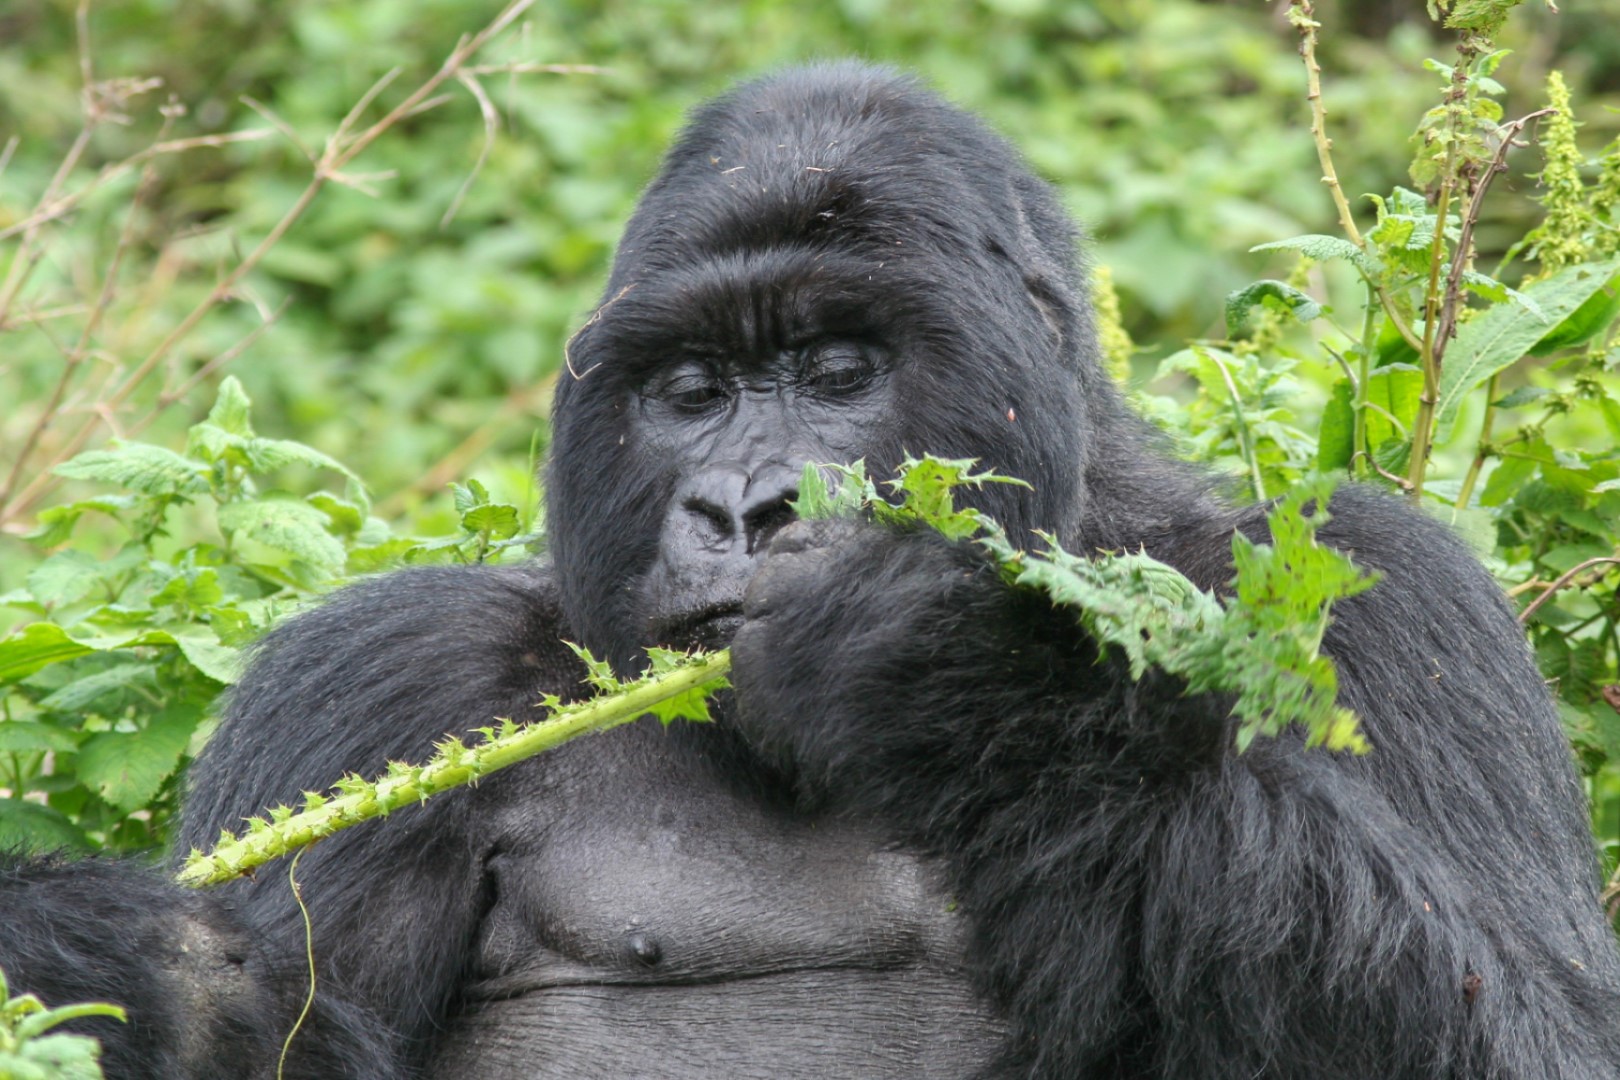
[427,719,1003,1079]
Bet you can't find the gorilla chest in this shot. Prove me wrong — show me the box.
[431,729,1003,1078]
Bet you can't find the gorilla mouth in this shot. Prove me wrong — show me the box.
[651,604,743,651]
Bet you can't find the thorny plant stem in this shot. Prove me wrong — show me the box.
[1353,282,1377,479]
[1454,372,1499,513]
[178,649,731,887]
[1287,0,1423,358]
[1517,558,1620,625]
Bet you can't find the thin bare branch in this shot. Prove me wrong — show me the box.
[440,70,500,228]
[0,0,539,524]
[1518,557,1620,624]
[0,130,276,244]
[1433,108,1556,358]
[241,96,314,162]
[463,62,611,76]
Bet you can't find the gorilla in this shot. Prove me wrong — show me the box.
[4,62,1620,1080]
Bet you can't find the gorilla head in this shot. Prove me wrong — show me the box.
[547,64,1125,670]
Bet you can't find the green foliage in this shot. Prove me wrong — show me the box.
[809,461,1376,754]
[0,378,436,853]
[1174,3,1620,901]
[0,965,124,1080]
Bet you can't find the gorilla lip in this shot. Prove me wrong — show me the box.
[652,604,744,651]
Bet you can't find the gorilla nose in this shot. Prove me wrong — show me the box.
[677,461,801,556]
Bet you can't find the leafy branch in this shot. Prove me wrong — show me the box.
[798,459,1376,754]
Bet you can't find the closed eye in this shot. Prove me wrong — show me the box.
[800,343,879,397]
[646,364,729,414]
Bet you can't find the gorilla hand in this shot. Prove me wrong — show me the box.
[728,517,1085,820]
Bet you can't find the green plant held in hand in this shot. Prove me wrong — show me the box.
[797,458,1376,754]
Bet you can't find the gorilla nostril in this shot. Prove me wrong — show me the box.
[682,496,736,546]
[744,500,797,554]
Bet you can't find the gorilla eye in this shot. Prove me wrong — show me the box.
[800,344,877,397]
[649,366,728,414]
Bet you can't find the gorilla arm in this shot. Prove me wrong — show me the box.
[172,563,586,1075]
[726,501,1620,1079]
[0,564,573,1080]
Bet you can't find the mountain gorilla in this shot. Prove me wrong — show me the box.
[5,62,1620,1079]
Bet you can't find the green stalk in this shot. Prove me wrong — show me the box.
[178,649,732,887]
[1353,282,1377,479]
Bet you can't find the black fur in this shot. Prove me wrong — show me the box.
[3,63,1618,1078]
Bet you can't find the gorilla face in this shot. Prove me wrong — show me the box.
[547,64,1100,671]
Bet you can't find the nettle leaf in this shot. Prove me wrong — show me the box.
[216,495,347,576]
[1364,365,1424,448]
[1317,379,1355,472]
[54,443,210,497]
[0,624,93,684]
[452,479,492,514]
[25,550,108,608]
[1492,385,1554,410]
[0,721,82,753]
[1436,258,1620,440]
[792,460,873,520]
[75,705,200,813]
[207,376,255,437]
[462,503,521,540]
[37,662,158,714]
[1251,235,1377,275]
[0,799,89,854]
[24,494,139,547]
[1224,280,1323,338]
[1528,268,1620,356]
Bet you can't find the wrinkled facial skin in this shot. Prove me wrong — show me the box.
[546,65,1109,673]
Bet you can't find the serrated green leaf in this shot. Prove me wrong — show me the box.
[54,443,210,497]
[1528,270,1620,356]
[216,495,346,575]
[452,479,490,514]
[235,437,364,490]
[1224,280,1323,338]
[151,568,225,612]
[168,627,242,684]
[1480,454,1539,508]
[0,721,82,753]
[25,551,107,608]
[1437,258,1620,439]
[206,376,255,437]
[1317,379,1355,472]
[1364,366,1423,448]
[0,624,93,684]
[462,503,521,540]
[1250,234,1376,275]
[75,705,200,812]
[0,800,91,854]
[24,495,139,547]
[37,663,158,713]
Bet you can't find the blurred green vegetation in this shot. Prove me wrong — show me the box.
[2,0,1620,917]
[1,0,1611,516]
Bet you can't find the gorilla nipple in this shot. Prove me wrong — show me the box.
[626,931,663,967]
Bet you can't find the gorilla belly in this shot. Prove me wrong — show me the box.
[428,969,1002,1078]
